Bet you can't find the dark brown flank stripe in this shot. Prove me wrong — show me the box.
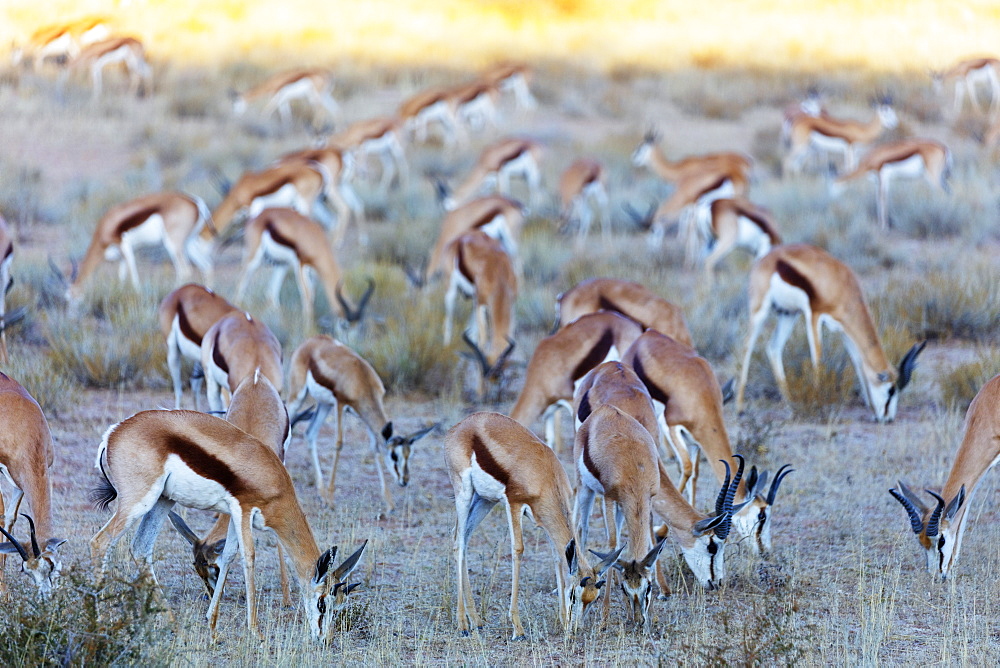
[497,144,526,164]
[739,207,781,244]
[631,355,670,406]
[307,358,341,399]
[577,390,592,424]
[162,433,246,495]
[472,204,504,228]
[113,206,158,237]
[470,434,508,487]
[887,148,921,165]
[775,259,817,303]
[176,303,201,346]
[571,329,614,381]
[581,427,602,487]
[264,221,297,250]
[456,242,475,284]
[211,330,229,375]
[699,176,728,198]
[597,295,623,315]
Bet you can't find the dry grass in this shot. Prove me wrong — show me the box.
[1,16,1000,664]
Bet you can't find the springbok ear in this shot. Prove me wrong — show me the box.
[642,537,668,569]
[381,422,394,440]
[565,539,578,574]
[168,511,200,547]
[593,543,627,577]
[331,540,368,581]
[692,513,726,537]
[945,485,967,520]
[45,538,67,552]
[588,548,625,572]
[877,371,892,383]
[345,582,362,594]
[315,546,337,582]
[404,423,437,444]
[210,540,227,556]
[0,542,23,555]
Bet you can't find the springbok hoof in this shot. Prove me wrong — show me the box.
[511,634,527,641]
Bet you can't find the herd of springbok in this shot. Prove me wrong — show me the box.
[1,17,998,642]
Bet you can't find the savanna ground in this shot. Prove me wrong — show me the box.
[2,2,1000,666]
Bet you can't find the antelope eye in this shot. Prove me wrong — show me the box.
[390,452,398,461]
[707,541,718,555]
[758,508,767,522]
[318,596,327,614]
[938,536,946,550]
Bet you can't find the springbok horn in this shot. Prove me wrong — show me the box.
[889,489,925,534]
[487,338,516,378]
[461,329,491,377]
[621,202,654,230]
[766,464,794,506]
[335,278,376,323]
[403,263,426,289]
[404,423,437,444]
[896,341,927,391]
[720,378,735,405]
[0,523,30,561]
[643,126,658,143]
[48,257,68,286]
[4,275,13,295]
[291,407,317,427]
[21,514,41,558]
[714,459,732,519]
[924,490,946,537]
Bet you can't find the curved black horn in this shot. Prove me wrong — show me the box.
[924,490,946,537]
[896,341,927,391]
[404,423,438,444]
[0,523,30,562]
[642,126,658,143]
[461,329,491,376]
[21,514,41,558]
[487,338,516,378]
[336,278,375,323]
[889,489,925,534]
[714,459,732,519]
[766,464,794,506]
[726,455,745,512]
[210,168,232,197]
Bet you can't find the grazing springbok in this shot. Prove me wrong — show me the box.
[235,208,373,328]
[329,116,408,192]
[622,331,793,554]
[0,373,65,595]
[90,409,367,639]
[735,243,926,422]
[890,373,1000,579]
[479,62,537,110]
[440,138,543,211]
[168,369,293,606]
[425,194,523,283]
[232,68,338,124]
[559,159,610,242]
[65,36,152,99]
[399,86,460,148]
[65,192,214,304]
[932,57,1000,114]
[200,311,283,413]
[631,130,753,187]
[442,231,517,396]
[571,363,745,625]
[510,311,644,451]
[698,198,782,277]
[554,277,693,347]
[445,412,622,639]
[832,139,952,230]
[158,284,239,410]
[783,98,898,175]
[13,17,111,68]
[275,145,364,246]
[286,335,435,513]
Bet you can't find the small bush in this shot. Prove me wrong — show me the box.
[0,567,171,666]
[937,351,1000,411]
[0,347,78,417]
[783,345,856,419]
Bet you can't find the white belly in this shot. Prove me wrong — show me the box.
[260,231,300,266]
[767,273,811,314]
[250,184,303,217]
[577,454,605,495]
[276,78,315,104]
[735,216,771,253]
[162,454,234,513]
[469,456,506,501]
[880,154,926,181]
[499,151,535,179]
[450,266,476,298]
[172,316,204,364]
[121,213,168,249]
[305,370,337,405]
[810,132,849,154]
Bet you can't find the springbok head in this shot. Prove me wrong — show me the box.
[309,540,369,641]
[890,482,967,578]
[335,278,375,326]
[382,422,437,488]
[631,128,659,167]
[730,464,794,555]
[867,341,926,423]
[0,514,66,596]
[563,539,624,634]
[679,455,747,589]
[461,330,515,398]
[591,538,667,634]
